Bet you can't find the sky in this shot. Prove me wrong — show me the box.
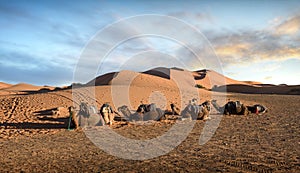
[0,0,300,86]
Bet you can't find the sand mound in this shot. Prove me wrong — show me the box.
[5,83,42,91]
[0,82,12,89]
[193,70,257,89]
[89,68,261,91]
[4,83,44,91]
[0,83,54,95]
[90,70,177,89]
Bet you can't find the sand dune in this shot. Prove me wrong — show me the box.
[0,82,12,89]
[0,83,54,95]
[192,70,259,89]
[85,68,300,96]
[3,83,44,91]
[89,68,261,90]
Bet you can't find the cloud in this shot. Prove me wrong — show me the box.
[258,62,281,72]
[0,58,73,86]
[0,3,39,21]
[168,11,213,22]
[264,76,272,80]
[274,15,300,35]
[215,43,250,57]
[206,14,300,69]
[0,49,74,86]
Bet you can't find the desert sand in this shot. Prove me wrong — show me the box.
[0,68,299,172]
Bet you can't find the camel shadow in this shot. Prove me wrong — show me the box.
[0,120,70,129]
[0,108,76,130]
[33,108,58,116]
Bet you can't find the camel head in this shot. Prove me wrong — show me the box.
[68,106,76,112]
[190,98,198,105]
[117,105,131,118]
[201,100,211,111]
[210,99,225,114]
[211,99,217,103]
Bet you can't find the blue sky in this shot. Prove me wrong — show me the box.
[0,0,300,86]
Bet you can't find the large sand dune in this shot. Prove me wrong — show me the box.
[88,68,258,89]
[85,67,299,95]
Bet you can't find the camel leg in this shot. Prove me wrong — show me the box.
[103,112,110,125]
[202,109,209,120]
[72,113,79,129]
[109,113,115,125]
[242,105,249,115]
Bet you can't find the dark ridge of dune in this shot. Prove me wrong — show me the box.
[213,84,300,95]
[194,69,209,73]
[170,67,184,71]
[86,72,119,86]
[142,67,171,79]
[255,84,277,87]
[242,81,262,85]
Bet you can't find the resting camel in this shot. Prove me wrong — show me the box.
[100,103,115,126]
[69,102,105,129]
[247,104,268,115]
[180,99,211,120]
[211,100,249,115]
[170,103,180,115]
[117,103,166,121]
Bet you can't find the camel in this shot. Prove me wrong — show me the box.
[247,104,268,115]
[211,100,249,115]
[68,106,79,129]
[100,103,115,125]
[117,103,166,121]
[117,105,143,121]
[170,103,180,115]
[180,99,211,120]
[71,102,105,128]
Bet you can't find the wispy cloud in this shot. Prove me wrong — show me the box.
[274,15,300,35]
[168,11,213,22]
[258,62,281,72]
[264,76,272,81]
[0,50,73,86]
[208,13,300,68]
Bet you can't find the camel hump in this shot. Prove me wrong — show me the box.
[89,105,98,114]
[79,102,90,115]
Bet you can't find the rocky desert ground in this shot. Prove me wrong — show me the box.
[0,69,299,172]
